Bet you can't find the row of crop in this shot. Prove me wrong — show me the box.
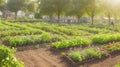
[0,22,96,37]
[3,22,118,35]
[2,22,33,30]
[41,26,61,34]
[66,25,103,34]
[68,47,108,62]
[0,23,20,31]
[26,23,65,35]
[1,22,68,35]
[3,33,64,47]
[28,22,118,35]
[30,22,93,36]
[67,43,120,63]
[26,22,83,35]
[52,38,90,49]
[0,29,43,37]
[41,26,85,36]
[4,33,51,47]
[57,27,78,35]
[52,34,120,49]
[92,34,120,44]
[103,43,120,52]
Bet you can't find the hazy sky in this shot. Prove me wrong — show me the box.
[108,0,120,4]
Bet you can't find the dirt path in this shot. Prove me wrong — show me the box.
[16,48,120,67]
[16,48,73,67]
[88,54,120,67]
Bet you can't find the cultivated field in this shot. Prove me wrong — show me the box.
[0,21,120,67]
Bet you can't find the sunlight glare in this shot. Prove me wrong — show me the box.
[109,0,120,5]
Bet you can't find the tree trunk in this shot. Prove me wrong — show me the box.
[77,15,80,23]
[57,13,60,23]
[108,15,111,25]
[3,12,7,19]
[114,17,117,23]
[0,16,1,23]
[15,12,17,20]
[91,16,94,25]
[49,15,52,22]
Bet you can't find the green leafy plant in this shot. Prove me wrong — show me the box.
[103,43,120,52]
[69,47,108,62]
[41,26,60,34]
[114,63,120,67]
[4,33,52,47]
[35,44,40,49]
[51,34,66,42]
[52,38,90,49]
[0,45,24,67]
[92,34,120,44]
[69,51,82,62]
[40,33,51,42]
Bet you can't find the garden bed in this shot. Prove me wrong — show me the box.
[64,51,120,65]
[64,54,109,65]
[109,51,120,56]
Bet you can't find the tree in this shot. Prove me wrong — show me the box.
[85,0,100,24]
[40,0,55,21]
[40,0,70,22]
[52,0,70,22]
[25,0,38,19]
[117,4,120,21]
[101,0,114,25]
[0,0,6,12]
[7,0,29,19]
[26,0,38,14]
[112,4,119,23]
[35,12,42,19]
[67,0,85,23]
[0,0,6,22]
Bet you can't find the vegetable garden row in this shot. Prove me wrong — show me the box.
[67,43,120,63]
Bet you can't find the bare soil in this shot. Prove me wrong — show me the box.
[16,48,120,67]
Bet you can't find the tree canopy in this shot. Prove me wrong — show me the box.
[0,0,6,11]
[7,0,29,19]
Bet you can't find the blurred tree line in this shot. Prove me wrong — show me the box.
[0,0,120,24]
